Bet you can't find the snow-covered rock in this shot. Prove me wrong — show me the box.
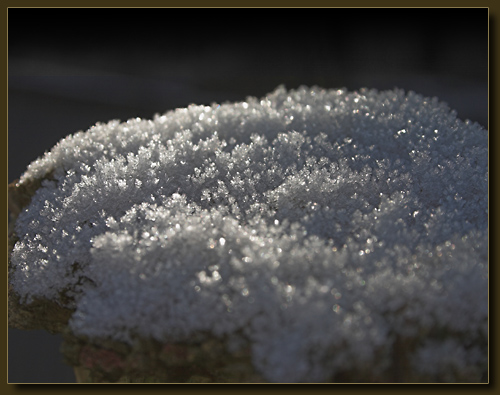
[9,86,488,382]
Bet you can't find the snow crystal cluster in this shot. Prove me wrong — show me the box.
[10,86,487,382]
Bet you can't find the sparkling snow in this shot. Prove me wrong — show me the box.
[10,86,487,382]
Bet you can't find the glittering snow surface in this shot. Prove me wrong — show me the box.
[11,86,487,382]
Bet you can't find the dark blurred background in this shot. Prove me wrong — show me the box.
[8,8,488,382]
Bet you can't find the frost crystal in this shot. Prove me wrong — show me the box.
[10,86,487,382]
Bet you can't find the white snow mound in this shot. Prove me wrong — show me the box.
[10,86,488,382]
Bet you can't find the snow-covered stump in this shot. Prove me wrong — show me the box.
[8,86,487,383]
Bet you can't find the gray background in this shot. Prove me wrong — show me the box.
[8,8,488,383]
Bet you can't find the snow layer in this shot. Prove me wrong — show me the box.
[10,86,488,382]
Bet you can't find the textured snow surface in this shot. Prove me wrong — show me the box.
[11,86,487,382]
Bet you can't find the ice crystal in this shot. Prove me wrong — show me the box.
[10,86,487,382]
